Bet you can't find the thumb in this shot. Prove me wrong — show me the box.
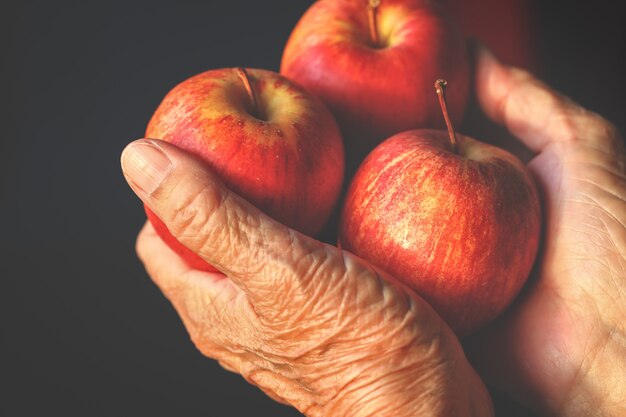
[474,44,620,154]
[120,138,330,303]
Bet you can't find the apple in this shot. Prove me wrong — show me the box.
[145,67,345,272]
[338,80,541,336]
[281,0,469,169]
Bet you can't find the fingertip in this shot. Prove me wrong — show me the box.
[121,139,174,199]
[474,44,509,119]
[475,41,498,64]
[120,138,155,168]
[473,41,503,80]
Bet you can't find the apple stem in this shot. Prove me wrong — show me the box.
[435,79,458,153]
[236,67,259,118]
[368,0,381,46]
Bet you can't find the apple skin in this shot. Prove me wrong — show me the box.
[145,68,345,272]
[281,0,469,167]
[339,130,541,336]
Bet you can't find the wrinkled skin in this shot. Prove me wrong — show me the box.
[466,48,626,416]
[122,46,626,417]
[124,141,493,417]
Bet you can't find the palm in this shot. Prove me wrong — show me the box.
[467,47,626,415]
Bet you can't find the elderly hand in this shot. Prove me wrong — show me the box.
[121,139,493,417]
[467,46,626,417]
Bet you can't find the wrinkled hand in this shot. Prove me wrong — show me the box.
[121,140,493,417]
[467,46,626,417]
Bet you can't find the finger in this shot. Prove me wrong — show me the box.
[122,139,331,301]
[136,221,244,347]
[136,221,240,309]
[136,221,219,297]
[475,44,615,153]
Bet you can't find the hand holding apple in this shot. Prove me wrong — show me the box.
[464,45,626,417]
[281,0,469,166]
[121,3,626,415]
[144,68,345,271]
[339,80,541,336]
[123,137,494,417]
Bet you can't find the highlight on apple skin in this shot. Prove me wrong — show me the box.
[281,0,470,166]
[339,130,541,336]
[145,68,345,272]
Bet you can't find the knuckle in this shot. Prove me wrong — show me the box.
[587,114,623,148]
[291,244,326,282]
[560,108,624,152]
[167,181,264,269]
[176,290,216,349]
[287,245,343,298]
[498,68,540,122]
[602,119,621,142]
[515,80,623,153]
[170,182,225,238]
[549,108,580,144]
[253,248,346,331]
[168,182,231,257]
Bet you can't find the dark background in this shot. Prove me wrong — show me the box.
[2,1,624,416]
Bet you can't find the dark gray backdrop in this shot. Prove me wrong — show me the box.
[2,1,624,416]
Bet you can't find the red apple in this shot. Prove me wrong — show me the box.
[281,0,469,167]
[145,68,345,272]
[339,81,540,336]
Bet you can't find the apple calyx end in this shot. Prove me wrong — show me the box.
[236,67,261,119]
[434,78,458,154]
